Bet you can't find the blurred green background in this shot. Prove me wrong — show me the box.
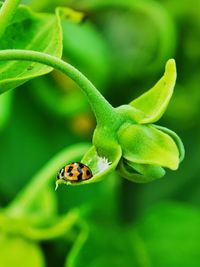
[0,0,200,266]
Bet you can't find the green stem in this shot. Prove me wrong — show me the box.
[0,49,119,127]
[6,143,90,217]
[22,209,80,240]
[66,219,89,267]
[0,0,21,38]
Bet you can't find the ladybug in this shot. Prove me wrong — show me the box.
[56,162,93,189]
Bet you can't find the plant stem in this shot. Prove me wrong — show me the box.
[0,49,119,127]
[0,0,21,38]
[0,208,81,241]
[66,219,89,267]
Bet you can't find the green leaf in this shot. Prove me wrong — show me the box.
[130,59,176,123]
[66,202,200,267]
[118,123,179,170]
[0,234,45,267]
[0,4,62,93]
[136,202,200,267]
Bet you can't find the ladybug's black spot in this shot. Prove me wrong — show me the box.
[68,172,73,177]
[77,172,83,181]
[68,166,73,172]
[86,169,91,176]
[79,163,84,169]
[77,166,83,181]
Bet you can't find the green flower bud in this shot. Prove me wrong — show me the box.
[87,59,184,183]
[114,59,184,182]
[117,123,179,182]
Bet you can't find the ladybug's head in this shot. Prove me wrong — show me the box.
[57,167,65,180]
[55,167,65,190]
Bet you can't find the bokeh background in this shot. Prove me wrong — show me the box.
[0,0,200,266]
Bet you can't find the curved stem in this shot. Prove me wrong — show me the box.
[0,49,118,126]
[0,208,81,241]
[0,0,21,38]
[66,219,89,267]
[22,209,80,241]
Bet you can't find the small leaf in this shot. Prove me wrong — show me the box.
[118,123,179,170]
[130,59,176,123]
[0,234,45,267]
[0,4,62,93]
[153,124,185,162]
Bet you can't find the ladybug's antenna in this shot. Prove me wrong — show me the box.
[55,182,59,191]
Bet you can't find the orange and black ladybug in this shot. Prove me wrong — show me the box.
[56,162,93,189]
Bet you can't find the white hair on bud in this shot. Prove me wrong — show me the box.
[97,156,111,172]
